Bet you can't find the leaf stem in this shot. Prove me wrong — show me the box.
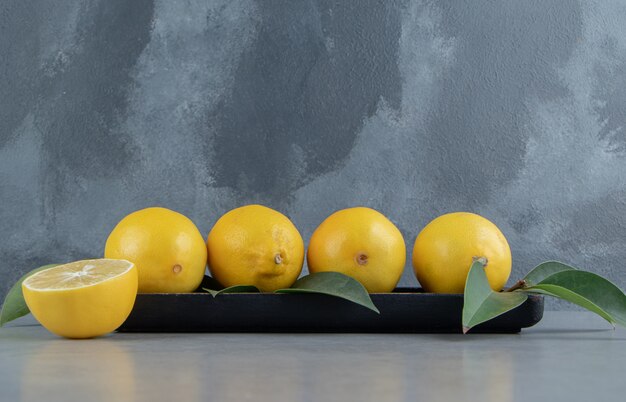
[504,279,527,292]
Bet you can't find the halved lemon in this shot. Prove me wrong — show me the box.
[22,259,138,339]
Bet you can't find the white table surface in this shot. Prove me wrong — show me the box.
[1,311,624,402]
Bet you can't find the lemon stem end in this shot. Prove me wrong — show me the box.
[356,253,368,266]
[472,256,488,267]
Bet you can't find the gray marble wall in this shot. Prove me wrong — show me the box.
[2,1,625,308]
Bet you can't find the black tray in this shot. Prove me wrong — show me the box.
[118,288,544,334]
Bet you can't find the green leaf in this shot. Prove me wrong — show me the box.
[275,272,380,314]
[1,264,58,327]
[525,270,626,327]
[523,261,578,286]
[202,285,260,297]
[462,260,528,333]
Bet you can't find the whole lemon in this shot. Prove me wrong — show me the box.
[206,204,304,292]
[104,207,207,293]
[22,259,137,338]
[412,212,511,293]
[307,207,406,293]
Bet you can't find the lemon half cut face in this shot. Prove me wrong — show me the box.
[22,259,138,339]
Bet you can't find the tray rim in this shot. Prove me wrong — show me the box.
[119,287,544,334]
[135,286,540,296]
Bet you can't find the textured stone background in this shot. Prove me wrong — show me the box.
[1,0,626,309]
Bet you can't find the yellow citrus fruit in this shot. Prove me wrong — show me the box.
[307,207,406,293]
[22,259,137,338]
[412,212,512,293]
[206,204,304,292]
[104,207,207,293]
